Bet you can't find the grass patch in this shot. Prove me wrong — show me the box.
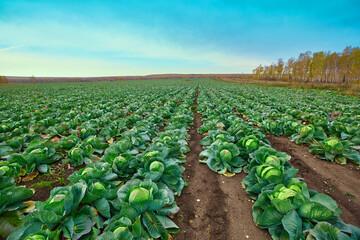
[344,192,356,199]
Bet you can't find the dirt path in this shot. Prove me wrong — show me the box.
[174,94,269,240]
[267,135,360,227]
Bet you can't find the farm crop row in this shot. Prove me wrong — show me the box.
[211,81,360,165]
[0,80,196,239]
[196,82,360,239]
[0,79,359,240]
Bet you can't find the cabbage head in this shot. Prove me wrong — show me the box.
[116,179,180,239]
[200,142,245,174]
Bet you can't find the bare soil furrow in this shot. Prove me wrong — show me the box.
[174,92,269,239]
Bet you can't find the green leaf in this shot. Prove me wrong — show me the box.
[311,194,341,215]
[299,202,337,221]
[7,221,43,240]
[0,146,13,155]
[258,206,284,228]
[0,211,24,238]
[120,202,141,220]
[271,198,295,214]
[324,151,336,162]
[95,198,111,218]
[344,150,360,165]
[157,202,180,215]
[6,187,34,205]
[62,218,74,238]
[26,210,63,229]
[131,216,142,238]
[156,215,179,233]
[116,231,134,240]
[281,210,303,240]
[307,222,340,240]
[72,215,93,240]
[142,211,168,240]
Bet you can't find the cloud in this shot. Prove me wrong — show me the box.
[1,51,248,77]
[0,44,25,52]
[0,51,142,77]
[0,20,264,74]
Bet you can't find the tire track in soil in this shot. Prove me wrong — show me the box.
[173,91,269,240]
[267,135,360,227]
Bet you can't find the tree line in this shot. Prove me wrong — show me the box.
[253,46,360,83]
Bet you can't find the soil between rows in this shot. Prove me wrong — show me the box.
[21,163,85,202]
[173,98,269,239]
[266,135,360,227]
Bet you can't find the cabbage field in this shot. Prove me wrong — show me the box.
[0,79,359,240]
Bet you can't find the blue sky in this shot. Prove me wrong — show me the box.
[0,0,359,77]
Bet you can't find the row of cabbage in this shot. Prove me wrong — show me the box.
[1,81,184,238]
[209,81,360,165]
[196,83,360,240]
[0,80,197,239]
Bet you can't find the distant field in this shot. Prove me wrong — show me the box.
[0,79,359,239]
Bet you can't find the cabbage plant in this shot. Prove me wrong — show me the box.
[243,163,298,199]
[104,139,139,158]
[68,162,118,183]
[261,120,283,136]
[133,157,185,195]
[252,179,348,240]
[24,182,87,229]
[99,124,122,141]
[67,163,118,209]
[200,142,246,174]
[103,153,139,178]
[9,183,96,240]
[61,205,99,239]
[44,123,70,137]
[80,179,117,206]
[116,179,180,240]
[309,137,360,165]
[227,121,266,142]
[23,229,60,240]
[197,119,225,134]
[242,147,297,198]
[282,120,301,136]
[8,139,63,174]
[0,171,33,238]
[310,117,328,128]
[59,135,80,150]
[0,137,24,155]
[290,125,326,144]
[98,216,145,240]
[122,127,152,151]
[304,222,360,240]
[200,130,235,146]
[77,127,97,140]
[64,144,95,167]
[236,135,270,161]
[0,161,22,178]
[167,113,193,129]
[83,135,109,154]
[152,130,190,159]
[8,226,61,240]
[245,146,292,172]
